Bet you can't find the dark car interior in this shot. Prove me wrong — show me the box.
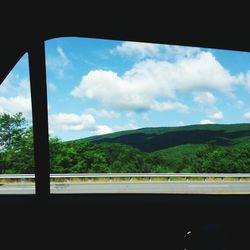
[0,4,249,249]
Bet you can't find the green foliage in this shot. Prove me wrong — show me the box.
[0,112,26,149]
[191,143,250,173]
[1,112,250,174]
[0,113,34,174]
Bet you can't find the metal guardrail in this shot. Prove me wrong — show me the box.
[1,173,250,181]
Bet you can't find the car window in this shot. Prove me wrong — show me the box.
[44,37,250,194]
[0,53,35,194]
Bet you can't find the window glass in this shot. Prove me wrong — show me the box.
[46,37,250,194]
[0,53,35,194]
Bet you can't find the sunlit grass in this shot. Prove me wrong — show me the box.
[150,177,169,181]
[222,177,238,181]
[130,177,151,182]
[92,177,110,182]
[168,177,185,181]
[1,176,250,184]
[241,177,250,181]
[0,178,34,184]
[112,177,131,182]
[205,177,224,181]
[187,177,205,181]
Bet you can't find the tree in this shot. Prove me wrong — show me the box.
[0,112,26,150]
[0,112,34,173]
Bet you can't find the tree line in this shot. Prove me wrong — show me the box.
[1,112,250,174]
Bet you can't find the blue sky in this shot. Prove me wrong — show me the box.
[1,37,250,141]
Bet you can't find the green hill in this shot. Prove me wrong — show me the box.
[55,124,250,173]
[152,144,207,161]
[80,123,250,152]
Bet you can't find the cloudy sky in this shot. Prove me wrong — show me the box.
[1,37,250,141]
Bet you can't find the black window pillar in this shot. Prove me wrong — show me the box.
[28,41,50,198]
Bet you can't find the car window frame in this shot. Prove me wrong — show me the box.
[1,38,250,209]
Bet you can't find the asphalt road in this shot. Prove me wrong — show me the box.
[1,181,250,194]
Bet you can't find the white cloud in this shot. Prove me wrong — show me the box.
[207,110,224,120]
[49,113,95,131]
[243,112,250,119]
[193,91,223,121]
[114,122,138,131]
[193,91,216,105]
[112,41,161,59]
[0,96,32,118]
[85,108,120,119]
[199,119,214,124]
[46,47,71,78]
[112,41,200,60]
[150,101,189,113]
[0,71,32,120]
[71,69,154,111]
[0,74,30,97]
[91,125,113,135]
[90,121,139,136]
[163,45,201,60]
[170,52,242,92]
[57,47,70,66]
[71,52,242,113]
[0,73,17,95]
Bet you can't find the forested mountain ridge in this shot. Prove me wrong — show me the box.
[79,124,250,152]
[1,112,250,174]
